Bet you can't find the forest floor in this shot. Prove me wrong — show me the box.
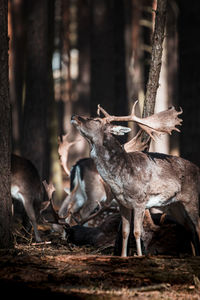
[0,226,200,300]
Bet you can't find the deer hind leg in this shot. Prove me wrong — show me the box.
[120,205,131,257]
[23,198,41,242]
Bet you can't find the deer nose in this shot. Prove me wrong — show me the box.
[71,115,77,121]
[71,115,84,126]
[71,115,78,123]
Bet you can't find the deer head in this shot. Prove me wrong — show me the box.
[71,101,182,151]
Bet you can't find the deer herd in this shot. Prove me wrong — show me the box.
[10,102,200,257]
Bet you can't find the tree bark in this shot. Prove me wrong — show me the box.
[178,0,200,166]
[0,0,13,248]
[139,0,167,146]
[22,0,53,179]
[9,0,26,154]
[90,0,127,117]
[143,0,167,118]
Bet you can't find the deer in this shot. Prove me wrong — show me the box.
[11,153,45,242]
[71,101,200,257]
[39,135,109,230]
[57,134,117,227]
[41,180,121,248]
[57,129,151,227]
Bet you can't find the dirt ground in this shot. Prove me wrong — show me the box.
[0,227,200,300]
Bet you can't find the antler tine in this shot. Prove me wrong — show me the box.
[58,133,78,177]
[42,180,59,222]
[97,104,115,123]
[97,101,139,123]
[42,180,56,200]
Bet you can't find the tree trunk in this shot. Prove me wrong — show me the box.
[143,0,167,118]
[9,0,26,154]
[178,0,200,166]
[141,0,167,145]
[90,0,127,117]
[0,0,13,249]
[22,0,53,179]
[77,0,91,114]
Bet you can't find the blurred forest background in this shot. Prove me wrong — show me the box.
[8,0,200,191]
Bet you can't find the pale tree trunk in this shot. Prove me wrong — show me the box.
[150,39,169,153]
[0,0,13,249]
[115,0,168,255]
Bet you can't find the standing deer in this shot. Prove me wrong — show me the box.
[11,154,44,242]
[57,128,149,226]
[71,102,200,257]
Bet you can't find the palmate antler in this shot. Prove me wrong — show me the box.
[97,101,183,151]
[124,129,151,152]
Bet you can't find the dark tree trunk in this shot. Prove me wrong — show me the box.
[143,0,167,118]
[22,0,54,179]
[77,0,91,114]
[178,0,200,166]
[9,0,26,153]
[0,0,13,248]
[90,0,128,117]
[141,0,167,145]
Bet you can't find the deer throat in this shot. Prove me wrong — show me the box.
[90,145,124,198]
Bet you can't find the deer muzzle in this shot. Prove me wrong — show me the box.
[71,115,84,126]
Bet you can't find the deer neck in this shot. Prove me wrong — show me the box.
[90,133,126,183]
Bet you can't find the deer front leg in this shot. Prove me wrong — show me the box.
[133,208,145,256]
[120,205,131,257]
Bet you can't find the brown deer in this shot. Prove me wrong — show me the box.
[71,102,200,257]
[11,154,45,242]
[57,127,150,227]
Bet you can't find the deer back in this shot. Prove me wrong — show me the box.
[11,154,43,204]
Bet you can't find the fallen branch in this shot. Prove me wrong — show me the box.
[31,241,52,246]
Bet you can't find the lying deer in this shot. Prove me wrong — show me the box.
[11,154,44,242]
[71,102,200,257]
[57,134,117,226]
[41,180,121,247]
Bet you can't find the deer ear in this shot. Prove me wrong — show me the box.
[109,125,131,136]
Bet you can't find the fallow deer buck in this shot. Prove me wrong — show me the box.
[57,128,150,227]
[71,102,200,257]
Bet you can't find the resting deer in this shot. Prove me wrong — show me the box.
[57,134,117,226]
[71,102,200,257]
